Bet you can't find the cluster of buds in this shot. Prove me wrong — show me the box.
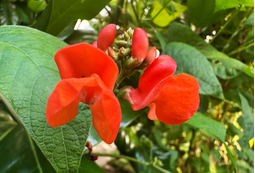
[92,24,157,72]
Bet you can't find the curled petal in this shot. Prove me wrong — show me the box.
[97,24,116,51]
[126,74,199,124]
[92,41,97,47]
[135,55,177,103]
[46,74,121,144]
[132,28,149,62]
[144,46,157,65]
[54,43,118,90]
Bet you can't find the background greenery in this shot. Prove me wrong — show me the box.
[0,0,253,172]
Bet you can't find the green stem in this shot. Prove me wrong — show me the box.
[210,9,238,44]
[222,8,253,52]
[114,68,127,90]
[92,152,149,166]
[27,132,43,173]
[131,0,140,23]
[91,152,172,173]
[153,164,172,173]
[228,41,254,56]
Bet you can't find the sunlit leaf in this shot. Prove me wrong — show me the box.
[151,1,187,27]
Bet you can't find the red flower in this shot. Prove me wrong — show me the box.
[123,55,200,124]
[46,43,121,144]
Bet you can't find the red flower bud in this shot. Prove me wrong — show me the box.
[97,24,116,51]
[132,28,149,62]
[92,41,97,47]
[144,46,157,65]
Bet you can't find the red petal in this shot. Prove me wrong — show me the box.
[128,55,177,108]
[46,74,121,144]
[146,74,200,124]
[97,24,116,51]
[54,43,118,90]
[144,46,157,65]
[132,28,149,62]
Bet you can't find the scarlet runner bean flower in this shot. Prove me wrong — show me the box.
[122,55,200,124]
[46,43,121,144]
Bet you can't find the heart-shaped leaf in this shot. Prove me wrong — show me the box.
[0,26,92,172]
[167,22,247,79]
[163,42,224,98]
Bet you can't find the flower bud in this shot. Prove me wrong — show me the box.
[144,46,157,65]
[138,46,157,69]
[131,28,149,63]
[92,41,97,47]
[108,47,118,61]
[97,24,116,51]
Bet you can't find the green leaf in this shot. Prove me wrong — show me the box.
[187,0,230,27]
[78,155,106,173]
[0,124,56,173]
[119,100,144,128]
[35,0,111,36]
[28,0,47,13]
[0,26,93,172]
[239,93,254,141]
[0,0,18,25]
[239,0,254,7]
[215,0,239,12]
[163,42,224,98]
[167,22,248,79]
[245,13,254,25]
[185,112,226,142]
[224,143,238,171]
[151,1,187,27]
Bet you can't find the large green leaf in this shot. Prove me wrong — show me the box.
[163,42,224,98]
[167,22,247,79]
[185,112,226,142]
[0,124,56,173]
[0,26,92,172]
[35,0,111,36]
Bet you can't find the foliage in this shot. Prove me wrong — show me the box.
[0,0,254,173]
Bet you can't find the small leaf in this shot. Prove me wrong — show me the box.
[215,0,239,12]
[28,0,47,13]
[239,93,254,141]
[163,42,224,98]
[151,1,187,27]
[239,0,254,7]
[224,143,238,172]
[35,0,111,36]
[185,112,226,142]
[245,13,254,25]
[167,22,247,79]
